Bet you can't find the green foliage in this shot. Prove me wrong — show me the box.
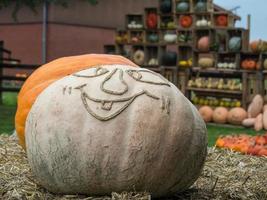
[0,0,98,20]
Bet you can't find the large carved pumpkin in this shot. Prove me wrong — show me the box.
[18,54,207,197]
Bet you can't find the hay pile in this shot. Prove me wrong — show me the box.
[0,135,266,200]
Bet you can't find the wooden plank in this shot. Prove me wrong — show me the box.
[0,63,39,69]
[0,42,3,104]
[0,76,27,81]
[207,122,244,129]
[186,87,242,95]
[1,58,21,63]
[0,87,20,92]
[0,47,11,55]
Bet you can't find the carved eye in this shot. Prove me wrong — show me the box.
[126,69,170,87]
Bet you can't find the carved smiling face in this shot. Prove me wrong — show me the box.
[70,65,172,121]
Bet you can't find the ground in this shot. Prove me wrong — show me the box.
[1,135,266,199]
[0,92,265,146]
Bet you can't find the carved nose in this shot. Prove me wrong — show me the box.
[100,68,128,95]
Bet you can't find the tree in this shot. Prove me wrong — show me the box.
[0,0,98,20]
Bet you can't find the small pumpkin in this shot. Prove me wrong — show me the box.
[147,33,159,43]
[212,107,228,124]
[146,12,158,29]
[241,59,256,70]
[197,36,210,52]
[216,15,228,27]
[227,107,247,125]
[241,59,249,69]
[176,1,189,12]
[164,33,177,43]
[198,58,214,68]
[161,51,177,66]
[180,15,193,28]
[198,106,213,122]
[229,37,241,51]
[160,0,172,14]
[195,0,207,12]
[247,60,256,69]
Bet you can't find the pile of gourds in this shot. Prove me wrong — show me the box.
[127,21,143,29]
[131,33,143,43]
[198,106,247,125]
[179,59,192,68]
[195,18,211,27]
[178,33,192,43]
[192,96,241,108]
[215,134,267,156]
[115,32,128,44]
[250,40,267,53]
[242,95,267,131]
[160,21,176,29]
[188,77,242,91]
[217,62,236,69]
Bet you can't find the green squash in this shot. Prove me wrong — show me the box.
[160,0,172,14]
[148,33,159,43]
[229,37,241,51]
[161,51,177,66]
[176,2,189,12]
[195,0,207,12]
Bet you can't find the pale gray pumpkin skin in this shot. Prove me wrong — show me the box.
[25,65,207,197]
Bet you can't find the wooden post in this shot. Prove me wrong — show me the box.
[247,14,251,43]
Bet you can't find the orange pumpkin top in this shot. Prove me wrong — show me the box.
[15,54,138,149]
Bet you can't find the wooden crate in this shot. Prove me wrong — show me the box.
[243,71,262,106]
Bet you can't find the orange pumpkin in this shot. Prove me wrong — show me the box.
[180,15,193,28]
[15,54,138,149]
[216,15,228,26]
[198,106,213,123]
[241,59,256,70]
[250,40,260,53]
[227,107,247,125]
[212,107,228,124]
[247,60,256,69]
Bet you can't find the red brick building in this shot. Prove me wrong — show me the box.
[0,0,157,65]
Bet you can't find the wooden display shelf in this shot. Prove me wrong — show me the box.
[186,87,242,95]
[192,67,242,74]
[109,0,255,109]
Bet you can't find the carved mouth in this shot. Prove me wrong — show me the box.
[80,90,160,121]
